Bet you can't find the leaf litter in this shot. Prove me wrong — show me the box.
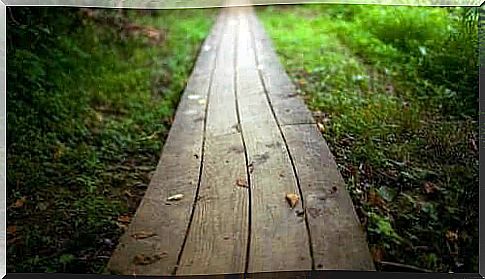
[235,178,249,188]
[133,252,167,265]
[286,193,299,208]
[131,231,157,240]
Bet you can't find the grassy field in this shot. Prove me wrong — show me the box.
[7,7,216,273]
[257,4,479,273]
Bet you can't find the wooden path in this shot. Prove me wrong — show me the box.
[108,6,375,276]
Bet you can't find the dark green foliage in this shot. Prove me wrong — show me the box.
[7,7,215,273]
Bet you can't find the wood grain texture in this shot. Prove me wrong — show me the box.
[177,134,248,275]
[109,7,374,275]
[177,9,249,275]
[281,124,375,271]
[107,11,226,276]
[205,8,240,138]
[247,11,315,126]
[235,9,311,273]
[247,8,375,271]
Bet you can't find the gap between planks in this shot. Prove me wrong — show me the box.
[108,6,375,276]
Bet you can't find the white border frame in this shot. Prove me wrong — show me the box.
[0,1,482,279]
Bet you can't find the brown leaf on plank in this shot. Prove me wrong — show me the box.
[235,178,248,188]
[117,215,131,224]
[133,252,167,265]
[131,231,157,240]
[285,193,299,208]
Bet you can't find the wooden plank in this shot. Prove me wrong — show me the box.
[246,8,374,270]
[205,9,240,137]
[245,7,374,271]
[107,11,226,276]
[108,6,375,275]
[247,11,315,126]
[177,134,248,275]
[177,9,249,275]
[235,9,312,273]
[281,124,375,271]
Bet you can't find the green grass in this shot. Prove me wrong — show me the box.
[257,4,478,273]
[7,7,216,273]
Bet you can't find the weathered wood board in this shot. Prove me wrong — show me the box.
[108,6,374,276]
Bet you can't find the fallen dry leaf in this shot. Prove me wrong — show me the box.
[423,182,440,194]
[286,193,299,208]
[446,230,459,242]
[7,225,17,235]
[235,178,248,188]
[145,29,160,39]
[11,197,26,208]
[317,123,325,133]
[117,215,131,224]
[167,194,184,201]
[371,246,384,262]
[131,231,157,240]
[133,252,167,265]
[367,190,386,208]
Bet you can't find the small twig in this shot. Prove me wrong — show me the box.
[379,261,432,273]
